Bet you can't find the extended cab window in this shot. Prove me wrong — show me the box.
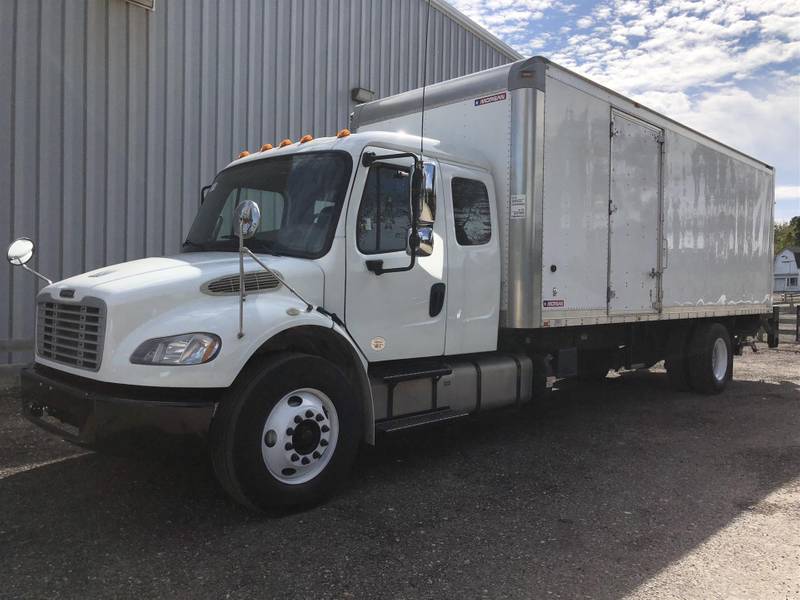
[357,164,411,254]
[452,177,491,246]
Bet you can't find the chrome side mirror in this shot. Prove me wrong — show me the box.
[407,225,433,257]
[7,237,34,266]
[234,200,261,239]
[6,237,52,285]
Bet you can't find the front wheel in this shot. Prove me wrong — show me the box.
[210,353,362,511]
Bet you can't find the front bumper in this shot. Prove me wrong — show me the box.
[20,364,218,446]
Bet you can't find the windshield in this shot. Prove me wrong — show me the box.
[184,151,352,258]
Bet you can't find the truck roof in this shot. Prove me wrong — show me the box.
[351,56,773,171]
[225,130,492,172]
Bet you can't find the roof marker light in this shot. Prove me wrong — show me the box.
[299,134,313,143]
[337,128,351,138]
[238,150,250,158]
[279,138,293,148]
[260,143,273,152]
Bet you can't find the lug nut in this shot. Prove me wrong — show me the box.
[291,454,299,462]
[301,457,310,465]
[285,442,293,451]
[313,451,321,459]
[321,425,330,433]
[294,415,302,424]
[305,410,314,418]
[315,414,324,422]
[320,439,328,447]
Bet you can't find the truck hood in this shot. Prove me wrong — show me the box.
[48,252,324,306]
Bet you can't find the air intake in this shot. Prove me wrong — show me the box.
[202,271,281,296]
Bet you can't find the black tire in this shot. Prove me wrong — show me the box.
[687,322,733,394]
[210,353,362,511]
[665,330,691,391]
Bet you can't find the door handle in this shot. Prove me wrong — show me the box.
[429,283,446,317]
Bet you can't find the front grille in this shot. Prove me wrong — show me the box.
[36,295,106,371]
[201,271,281,295]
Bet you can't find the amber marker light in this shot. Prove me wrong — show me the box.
[299,134,313,143]
[279,138,293,148]
[238,150,250,158]
[336,128,351,138]
[260,143,273,151]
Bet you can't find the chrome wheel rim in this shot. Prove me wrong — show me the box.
[711,338,728,382]
[261,388,339,485]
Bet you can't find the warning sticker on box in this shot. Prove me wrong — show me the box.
[510,194,527,219]
[543,300,565,308]
[474,92,507,106]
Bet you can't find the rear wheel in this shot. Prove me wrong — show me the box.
[210,353,361,511]
[687,322,733,394]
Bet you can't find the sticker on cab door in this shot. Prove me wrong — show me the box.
[370,337,386,352]
[474,92,507,106]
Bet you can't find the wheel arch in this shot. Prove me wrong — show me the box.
[246,325,375,444]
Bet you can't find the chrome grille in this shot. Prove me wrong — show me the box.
[36,296,106,371]
[202,271,281,295]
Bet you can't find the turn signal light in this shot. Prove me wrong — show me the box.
[279,138,293,148]
[299,134,313,143]
[260,143,273,151]
[238,150,250,158]
[337,128,351,138]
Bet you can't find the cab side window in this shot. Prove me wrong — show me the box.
[451,177,491,246]
[357,164,411,254]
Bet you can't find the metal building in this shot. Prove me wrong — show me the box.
[0,0,519,366]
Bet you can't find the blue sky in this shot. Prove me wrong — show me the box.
[447,0,800,222]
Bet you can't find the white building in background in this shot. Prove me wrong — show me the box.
[774,248,800,292]
[0,0,519,366]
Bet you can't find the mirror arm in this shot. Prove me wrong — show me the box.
[21,264,53,286]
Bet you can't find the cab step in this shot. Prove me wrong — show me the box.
[375,408,469,433]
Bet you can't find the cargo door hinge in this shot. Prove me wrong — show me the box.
[607,286,615,302]
[655,131,664,144]
[610,121,619,138]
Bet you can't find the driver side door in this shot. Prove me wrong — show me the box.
[344,149,447,362]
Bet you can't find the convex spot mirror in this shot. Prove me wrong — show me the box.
[7,237,35,266]
[235,200,261,239]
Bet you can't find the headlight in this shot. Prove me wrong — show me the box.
[130,333,221,365]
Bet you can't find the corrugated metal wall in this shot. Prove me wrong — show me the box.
[0,0,517,365]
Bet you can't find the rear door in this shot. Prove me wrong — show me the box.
[608,110,663,314]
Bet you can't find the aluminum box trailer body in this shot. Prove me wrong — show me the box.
[351,56,775,331]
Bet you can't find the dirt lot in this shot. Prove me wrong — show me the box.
[1,346,798,599]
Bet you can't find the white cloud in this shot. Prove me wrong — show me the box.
[777,186,800,200]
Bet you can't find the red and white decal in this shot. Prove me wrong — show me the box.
[474,92,507,106]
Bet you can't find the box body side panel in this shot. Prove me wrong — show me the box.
[540,76,611,319]
[661,131,773,311]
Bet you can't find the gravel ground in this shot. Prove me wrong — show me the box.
[1,346,798,599]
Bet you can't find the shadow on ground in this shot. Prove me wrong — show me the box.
[1,370,798,599]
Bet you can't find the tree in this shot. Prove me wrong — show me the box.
[775,216,800,255]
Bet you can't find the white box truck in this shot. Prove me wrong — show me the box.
[8,57,778,510]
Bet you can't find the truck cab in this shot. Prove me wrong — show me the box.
[12,130,512,510]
